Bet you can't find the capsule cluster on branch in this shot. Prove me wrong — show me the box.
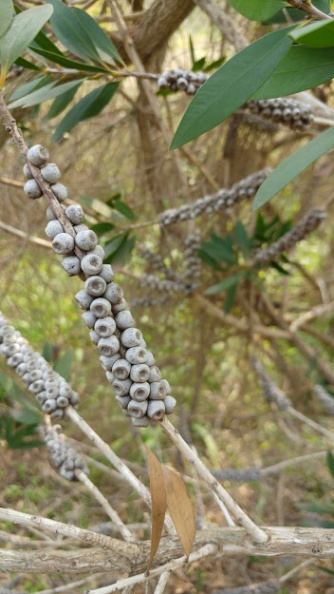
[157,69,208,95]
[21,145,177,426]
[158,168,271,227]
[253,209,326,267]
[137,246,175,278]
[42,424,88,481]
[314,384,334,416]
[132,295,170,309]
[213,581,279,594]
[0,313,79,420]
[212,467,261,482]
[184,231,202,281]
[245,98,314,131]
[251,358,290,411]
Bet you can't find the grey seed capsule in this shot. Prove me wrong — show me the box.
[46,386,60,399]
[59,383,72,398]
[90,297,112,318]
[121,328,143,348]
[112,358,131,380]
[186,83,197,94]
[52,232,75,254]
[145,351,155,366]
[100,264,114,283]
[104,282,124,304]
[61,255,81,276]
[160,379,171,395]
[45,220,64,239]
[65,204,85,225]
[115,310,135,330]
[149,381,167,400]
[51,409,64,420]
[91,245,105,259]
[94,316,116,337]
[74,224,88,233]
[112,298,128,313]
[43,399,57,413]
[129,381,150,401]
[85,275,106,297]
[106,371,114,383]
[41,163,61,184]
[75,229,98,251]
[30,369,43,381]
[125,346,147,365]
[51,183,68,202]
[24,179,43,199]
[46,206,57,221]
[69,392,80,406]
[60,468,74,481]
[36,391,48,404]
[149,365,162,382]
[128,399,147,418]
[81,253,103,276]
[115,394,131,409]
[164,395,176,414]
[90,330,100,345]
[7,353,23,367]
[130,364,150,383]
[22,372,31,384]
[99,353,120,371]
[82,310,97,329]
[45,379,59,389]
[23,163,33,179]
[131,416,150,427]
[16,362,28,376]
[112,378,132,396]
[75,289,94,310]
[157,76,169,89]
[27,144,49,166]
[147,400,165,421]
[176,77,188,90]
[98,335,120,356]
[57,396,69,408]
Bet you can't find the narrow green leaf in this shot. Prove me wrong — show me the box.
[253,126,334,210]
[14,56,41,71]
[52,81,119,141]
[47,82,82,119]
[8,79,82,109]
[104,234,127,260]
[90,222,115,235]
[48,0,102,63]
[224,282,238,313]
[227,0,285,21]
[203,56,225,73]
[53,348,72,381]
[290,19,334,48]
[205,271,246,295]
[0,4,53,81]
[252,45,334,100]
[29,46,108,73]
[192,57,206,72]
[234,221,250,257]
[171,27,293,150]
[113,199,137,221]
[9,73,51,102]
[327,451,334,480]
[189,35,196,64]
[0,0,14,38]
[72,7,122,64]
[106,193,122,207]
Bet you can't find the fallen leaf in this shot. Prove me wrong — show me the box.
[146,447,167,573]
[163,466,196,556]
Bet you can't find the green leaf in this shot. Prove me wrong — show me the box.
[47,82,82,119]
[13,56,41,71]
[30,46,109,73]
[203,56,226,73]
[72,7,122,64]
[170,27,293,149]
[0,4,53,83]
[90,222,115,235]
[192,57,206,72]
[48,0,101,63]
[198,249,223,271]
[0,0,14,38]
[290,19,334,48]
[224,281,238,313]
[9,73,51,102]
[253,126,334,210]
[80,194,113,217]
[8,79,83,109]
[53,348,72,381]
[205,271,246,295]
[52,81,119,141]
[113,199,137,221]
[264,7,304,24]
[104,233,136,264]
[189,35,196,64]
[234,221,250,257]
[327,451,334,480]
[201,234,237,264]
[227,0,285,21]
[104,233,127,259]
[42,342,52,362]
[252,45,334,100]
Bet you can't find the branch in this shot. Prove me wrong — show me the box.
[193,0,248,51]
[286,0,331,20]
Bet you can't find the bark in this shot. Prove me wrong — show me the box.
[2,527,334,574]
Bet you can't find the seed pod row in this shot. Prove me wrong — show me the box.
[157,68,208,95]
[42,424,88,481]
[158,168,271,227]
[0,313,79,420]
[22,145,177,426]
[245,98,314,131]
[251,357,290,411]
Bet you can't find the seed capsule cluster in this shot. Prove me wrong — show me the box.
[0,313,79,420]
[314,384,334,416]
[22,145,177,426]
[212,468,261,482]
[140,273,188,295]
[245,98,314,131]
[184,231,202,282]
[158,168,271,227]
[157,69,208,95]
[132,295,170,309]
[253,209,326,267]
[251,358,290,411]
[42,424,88,481]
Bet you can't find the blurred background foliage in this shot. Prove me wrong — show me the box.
[1,0,334,592]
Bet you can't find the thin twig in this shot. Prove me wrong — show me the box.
[286,0,331,20]
[153,571,171,594]
[288,406,334,442]
[0,219,51,248]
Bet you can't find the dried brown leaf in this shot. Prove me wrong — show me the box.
[146,447,167,573]
[163,466,196,556]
